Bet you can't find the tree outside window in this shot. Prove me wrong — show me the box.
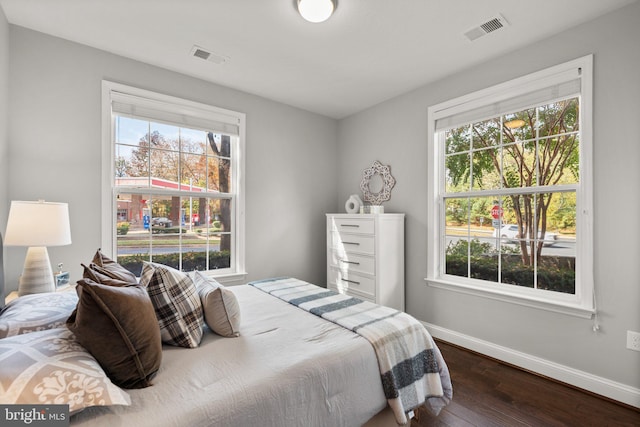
[442,97,579,294]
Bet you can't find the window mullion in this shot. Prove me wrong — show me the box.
[147,121,152,189]
[444,184,578,199]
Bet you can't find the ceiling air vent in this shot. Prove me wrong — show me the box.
[464,14,509,41]
[190,45,229,65]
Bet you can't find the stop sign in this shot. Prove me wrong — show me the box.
[491,205,503,219]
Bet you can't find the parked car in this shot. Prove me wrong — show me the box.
[152,217,173,227]
[493,224,558,247]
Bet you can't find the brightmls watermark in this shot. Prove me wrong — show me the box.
[1,405,69,426]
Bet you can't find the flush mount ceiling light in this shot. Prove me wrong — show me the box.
[297,0,336,23]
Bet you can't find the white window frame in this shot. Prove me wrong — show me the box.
[101,81,246,284]
[426,56,594,318]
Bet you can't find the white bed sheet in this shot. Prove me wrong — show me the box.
[71,285,388,427]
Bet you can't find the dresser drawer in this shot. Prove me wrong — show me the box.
[330,232,375,255]
[328,268,375,299]
[329,250,375,275]
[329,217,374,235]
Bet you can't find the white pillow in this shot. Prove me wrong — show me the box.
[192,271,241,337]
[0,292,78,338]
[0,327,131,414]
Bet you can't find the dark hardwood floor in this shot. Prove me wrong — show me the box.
[412,340,640,427]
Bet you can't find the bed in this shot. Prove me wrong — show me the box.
[0,254,451,427]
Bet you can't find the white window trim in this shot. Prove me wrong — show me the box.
[425,55,594,318]
[101,81,246,283]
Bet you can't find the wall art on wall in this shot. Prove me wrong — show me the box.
[360,161,396,208]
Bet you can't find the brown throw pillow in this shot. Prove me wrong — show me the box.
[90,248,137,284]
[82,263,134,287]
[67,278,162,389]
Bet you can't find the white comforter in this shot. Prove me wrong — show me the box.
[71,285,388,427]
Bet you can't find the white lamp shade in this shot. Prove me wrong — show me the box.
[4,200,72,247]
[298,0,335,23]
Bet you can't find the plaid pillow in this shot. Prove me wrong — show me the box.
[141,262,204,348]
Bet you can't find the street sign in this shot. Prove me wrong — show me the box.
[492,219,501,228]
[491,205,503,219]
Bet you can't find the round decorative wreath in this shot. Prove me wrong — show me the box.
[360,160,396,205]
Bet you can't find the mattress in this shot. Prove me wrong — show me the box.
[71,284,389,427]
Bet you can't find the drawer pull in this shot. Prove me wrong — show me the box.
[341,224,360,228]
[340,260,360,265]
[342,241,360,246]
[341,279,361,285]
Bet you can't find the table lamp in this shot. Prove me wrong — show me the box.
[4,200,72,296]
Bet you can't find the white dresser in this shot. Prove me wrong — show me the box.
[326,213,405,311]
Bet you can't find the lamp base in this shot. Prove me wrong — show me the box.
[18,246,56,296]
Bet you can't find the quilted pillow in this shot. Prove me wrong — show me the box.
[0,327,131,413]
[0,292,78,338]
[140,262,204,348]
[67,279,162,389]
[193,271,241,337]
[89,248,137,284]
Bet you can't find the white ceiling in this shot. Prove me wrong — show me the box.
[1,0,636,119]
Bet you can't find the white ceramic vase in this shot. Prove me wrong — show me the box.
[345,194,363,214]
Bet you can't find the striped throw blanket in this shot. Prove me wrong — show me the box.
[250,278,452,425]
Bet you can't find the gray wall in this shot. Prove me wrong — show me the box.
[337,3,640,390]
[5,25,339,291]
[0,7,8,301]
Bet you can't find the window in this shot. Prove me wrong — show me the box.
[102,82,245,283]
[426,56,594,317]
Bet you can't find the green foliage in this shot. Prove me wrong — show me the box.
[116,222,130,235]
[445,153,470,188]
[446,238,493,257]
[445,246,575,294]
[445,198,470,225]
[151,226,181,234]
[195,222,222,235]
[549,192,577,229]
[118,250,231,277]
[446,238,519,256]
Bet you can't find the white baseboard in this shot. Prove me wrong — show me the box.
[423,322,640,409]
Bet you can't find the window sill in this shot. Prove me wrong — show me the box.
[202,271,248,286]
[424,277,594,319]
